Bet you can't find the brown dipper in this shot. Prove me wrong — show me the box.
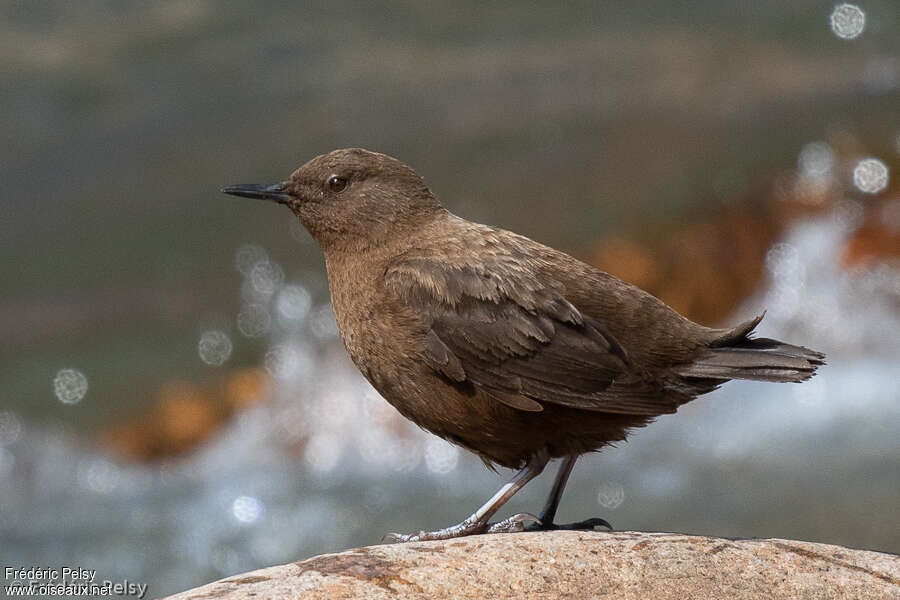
[223,148,825,542]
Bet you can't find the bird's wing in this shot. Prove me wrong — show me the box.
[384,251,639,414]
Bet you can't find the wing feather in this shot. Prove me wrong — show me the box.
[385,253,638,413]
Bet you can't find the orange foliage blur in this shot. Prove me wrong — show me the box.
[102,368,267,461]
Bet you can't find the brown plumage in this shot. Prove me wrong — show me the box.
[223,148,825,541]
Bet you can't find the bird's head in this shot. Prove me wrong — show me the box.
[223,148,442,253]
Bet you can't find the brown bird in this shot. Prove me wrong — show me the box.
[223,148,825,542]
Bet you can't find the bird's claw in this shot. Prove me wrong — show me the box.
[485,513,542,533]
[524,516,613,532]
[383,531,422,543]
[572,517,613,531]
[384,513,545,543]
[382,517,484,543]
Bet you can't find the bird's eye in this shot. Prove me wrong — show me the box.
[327,175,348,193]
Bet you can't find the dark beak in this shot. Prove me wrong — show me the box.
[221,183,293,204]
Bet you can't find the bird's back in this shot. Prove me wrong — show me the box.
[401,212,718,367]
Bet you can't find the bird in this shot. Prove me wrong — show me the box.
[223,148,825,542]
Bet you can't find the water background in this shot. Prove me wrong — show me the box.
[1,2,898,598]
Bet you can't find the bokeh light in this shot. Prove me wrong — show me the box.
[249,259,285,298]
[264,343,312,381]
[197,330,233,366]
[387,438,423,473]
[235,244,268,276]
[53,368,88,405]
[852,158,889,194]
[232,495,265,524]
[596,481,625,509]
[829,3,865,40]
[79,457,121,494]
[276,284,312,323]
[424,437,460,474]
[765,242,804,288]
[794,141,836,199]
[304,433,342,472]
[236,303,272,338]
[798,142,834,178]
[309,304,340,340]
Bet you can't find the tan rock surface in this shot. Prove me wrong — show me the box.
[162,531,900,600]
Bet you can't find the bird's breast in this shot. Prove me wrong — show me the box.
[325,252,425,385]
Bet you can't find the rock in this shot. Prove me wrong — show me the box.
[162,531,900,599]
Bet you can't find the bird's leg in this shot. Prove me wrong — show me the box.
[537,455,578,526]
[525,455,613,532]
[384,450,550,542]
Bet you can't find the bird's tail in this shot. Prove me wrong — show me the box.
[677,314,826,383]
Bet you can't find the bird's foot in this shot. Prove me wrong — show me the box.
[524,516,613,532]
[384,513,541,543]
[485,512,542,533]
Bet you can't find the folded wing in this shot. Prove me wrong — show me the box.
[385,252,634,413]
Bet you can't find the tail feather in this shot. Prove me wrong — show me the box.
[679,315,825,383]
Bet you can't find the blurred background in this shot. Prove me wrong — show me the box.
[1,0,899,596]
